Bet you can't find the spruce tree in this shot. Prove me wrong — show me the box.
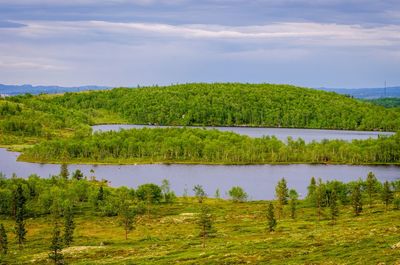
[49,222,64,264]
[64,206,75,247]
[197,206,214,248]
[289,189,298,219]
[382,181,393,211]
[0,223,7,255]
[365,172,378,208]
[275,178,289,219]
[14,184,27,248]
[60,164,69,180]
[351,183,363,216]
[193,185,207,203]
[330,189,339,224]
[267,203,277,232]
[315,178,325,221]
[306,177,317,203]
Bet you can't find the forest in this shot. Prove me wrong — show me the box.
[366,97,400,108]
[20,127,400,165]
[0,170,399,264]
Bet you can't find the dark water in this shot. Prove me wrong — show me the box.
[1,148,398,200]
[92,124,394,143]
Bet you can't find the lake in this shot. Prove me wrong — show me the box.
[1,148,398,200]
[92,124,394,143]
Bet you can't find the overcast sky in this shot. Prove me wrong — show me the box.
[0,0,399,88]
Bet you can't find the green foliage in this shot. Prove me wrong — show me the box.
[21,128,400,165]
[330,189,339,224]
[289,189,298,219]
[382,181,394,211]
[160,179,175,203]
[72,169,84,181]
[0,223,7,255]
[48,222,64,264]
[365,172,379,207]
[351,183,363,216]
[366,97,400,108]
[275,178,289,218]
[59,164,69,180]
[47,83,400,130]
[193,185,207,203]
[228,186,248,202]
[63,205,75,247]
[14,184,27,247]
[197,205,215,248]
[136,184,162,203]
[266,203,277,232]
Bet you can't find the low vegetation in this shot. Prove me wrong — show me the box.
[0,170,399,264]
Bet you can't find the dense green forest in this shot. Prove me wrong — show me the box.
[21,127,400,164]
[46,83,400,130]
[366,97,400,108]
[1,83,400,165]
[0,172,399,264]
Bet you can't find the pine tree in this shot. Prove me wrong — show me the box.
[315,178,325,221]
[49,222,64,264]
[0,223,7,255]
[330,189,339,224]
[119,204,137,240]
[59,164,69,180]
[275,178,289,219]
[289,189,298,219]
[214,188,220,199]
[14,184,27,248]
[72,169,83,181]
[193,185,207,204]
[365,172,378,208]
[382,181,393,211]
[64,206,75,247]
[266,203,277,232]
[97,186,104,202]
[306,177,317,203]
[351,183,363,216]
[197,206,214,248]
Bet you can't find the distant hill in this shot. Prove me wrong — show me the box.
[0,84,111,96]
[365,98,400,108]
[318,86,400,99]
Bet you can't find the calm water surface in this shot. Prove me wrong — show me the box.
[92,124,394,143]
[1,148,398,200]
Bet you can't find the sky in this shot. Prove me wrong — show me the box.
[0,0,399,88]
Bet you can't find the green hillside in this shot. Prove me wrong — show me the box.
[45,83,400,131]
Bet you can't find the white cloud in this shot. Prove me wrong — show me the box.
[5,20,400,48]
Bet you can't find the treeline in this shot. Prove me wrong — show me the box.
[21,128,400,164]
[47,83,400,131]
[366,97,400,108]
[0,95,92,145]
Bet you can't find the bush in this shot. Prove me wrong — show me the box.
[228,186,248,202]
[136,184,162,203]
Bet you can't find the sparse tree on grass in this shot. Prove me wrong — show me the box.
[49,222,64,265]
[306,177,317,204]
[197,206,215,248]
[14,184,27,248]
[365,172,378,208]
[382,181,393,211]
[330,189,339,224]
[266,203,277,232]
[275,178,289,219]
[289,189,298,219]
[228,186,248,202]
[214,188,220,199]
[193,185,207,204]
[351,183,363,216]
[0,223,7,255]
[315,178,325,221]
[64,205,75,247]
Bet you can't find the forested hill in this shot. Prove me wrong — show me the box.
[47,83,400,131]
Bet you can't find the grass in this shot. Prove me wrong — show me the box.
[0,199,399,264]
